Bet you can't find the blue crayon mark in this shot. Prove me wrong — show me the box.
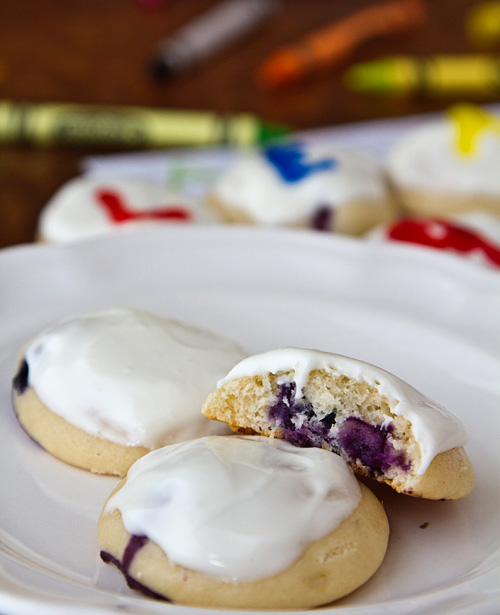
[263,142,337,183]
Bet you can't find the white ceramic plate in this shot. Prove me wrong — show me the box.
[1,226,499,615]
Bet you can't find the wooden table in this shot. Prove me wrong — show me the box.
[0,0,495,248]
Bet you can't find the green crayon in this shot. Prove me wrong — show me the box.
[0,100,290,148]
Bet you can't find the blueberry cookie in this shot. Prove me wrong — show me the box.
[37,175,217,243]
[209,141,398,235]
[12,308,246,476]
[202,348,474,500]
[386,104,500,217]
[98,435,389,609]
[366,212,500,270]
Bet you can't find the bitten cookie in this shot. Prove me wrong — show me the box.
[209,141,398,235]
[386,104,500,217]
[11,308,246,476]
[37,175,218,243]
[202,348,474,500]
[98,435,389,609]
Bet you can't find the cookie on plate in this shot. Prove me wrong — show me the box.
[12,308,246,476]
[37,175,218,243]
[386,104,500,217]
[202,348,474,500]
[366,212,500,270]
[98,435,389,609]
[208,141,398,236]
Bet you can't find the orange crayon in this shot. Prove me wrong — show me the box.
[256,0,426,89]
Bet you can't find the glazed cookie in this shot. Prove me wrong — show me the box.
[366,212,500,269]
[202,348,474,500]
[208,141,398,235]
[12,308,246,476]
[386,104,500,216]
[37,175,218,243]
[98,435,389,609]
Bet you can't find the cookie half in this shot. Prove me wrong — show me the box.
[12,308,246,476]
[202,348,474,500]
[98,435,389,609]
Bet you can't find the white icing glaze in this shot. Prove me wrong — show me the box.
[211,142,390,226]
[452,211,500,244]
[24,308,246,448]
[217,348,468,475]
[386,121,500,195]
[105,435,362,582]
[38,176,217,243]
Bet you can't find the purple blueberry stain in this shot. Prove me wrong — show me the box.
[100,534,170,601]
[268,382,336,448]
[12,358,29,395]
[122,534,149,571]
[337,417,410,475]
[268,383,410,476]
[311,205,334,231]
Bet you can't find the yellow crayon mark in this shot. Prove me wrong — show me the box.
[447,103,500,157]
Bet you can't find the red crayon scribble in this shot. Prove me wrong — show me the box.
[387,218,500,268]
[95,188,192,223]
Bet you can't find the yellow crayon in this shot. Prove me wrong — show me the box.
[345,55,500,96]
[466,1,500,48]
[0,100,289,148]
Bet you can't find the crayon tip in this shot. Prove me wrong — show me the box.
[256,50,304,89]
[148,57,177,81]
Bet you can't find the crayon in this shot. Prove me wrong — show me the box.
[344,55,500,96]
[466,1,500,48]
[0,101,289,148]
[150,0,280,81]
[256,0,426,90]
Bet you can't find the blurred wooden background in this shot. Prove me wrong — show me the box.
[0,0,497,247]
